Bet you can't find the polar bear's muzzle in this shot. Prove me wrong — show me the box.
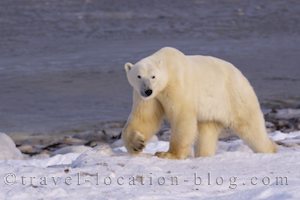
[141,89,153,97]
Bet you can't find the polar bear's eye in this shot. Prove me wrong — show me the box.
[137,75,141,79]
[152,76,155,79]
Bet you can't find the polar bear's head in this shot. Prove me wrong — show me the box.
[124,59,168,100]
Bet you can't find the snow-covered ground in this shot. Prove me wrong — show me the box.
[0,131,299,200]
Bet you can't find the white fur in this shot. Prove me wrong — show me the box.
[122,47,277,159]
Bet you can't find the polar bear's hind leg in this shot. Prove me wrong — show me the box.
[233,115,277,153]
[194,122,222,157]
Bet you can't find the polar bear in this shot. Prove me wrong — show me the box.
[122,47,277,159]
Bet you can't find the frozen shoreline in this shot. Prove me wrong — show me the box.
[0,108,294,160]
[1,108,299,199]
[0,130,299,199]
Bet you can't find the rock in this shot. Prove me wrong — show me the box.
[73,130,105,142]
[265,121,276,132]
[266,121,275,128]
[85,141,107,147]
[85,141,98,147]
[73,128,122,143]
[18,144,42,155]
[0,132,23,160]
[277,120,291,128]
[42,142,67,152]
[157,128,171,141]
[274,109,300,120]
[63,136,88,145]
[102,128,122,142]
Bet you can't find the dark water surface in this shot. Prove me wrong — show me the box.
[0,0,299,134]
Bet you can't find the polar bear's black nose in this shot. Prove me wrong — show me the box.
[145,89,153,97]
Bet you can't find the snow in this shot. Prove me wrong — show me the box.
[0,133,23,160]
[0,131,299,200]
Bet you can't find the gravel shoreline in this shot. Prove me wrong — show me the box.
[8,108,300,157]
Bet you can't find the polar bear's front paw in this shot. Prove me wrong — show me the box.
[127,131,146,153]
[155,151,179,159]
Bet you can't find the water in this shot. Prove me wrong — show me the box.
[0,0,299,134]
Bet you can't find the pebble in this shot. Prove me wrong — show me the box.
[18,144,41,155]
[63,136,88,145]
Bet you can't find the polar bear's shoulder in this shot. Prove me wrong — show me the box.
[158,47,182,54]
[187,55,236,72]
[153,47,185,58]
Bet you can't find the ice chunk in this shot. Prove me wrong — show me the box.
[51,145,92,156]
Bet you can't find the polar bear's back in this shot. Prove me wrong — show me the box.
[187,55,235,76]
[186,54,253,95]
[185,55,240,94]
[185,54,260,124]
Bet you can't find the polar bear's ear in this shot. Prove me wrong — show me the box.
[124,62,133,72]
